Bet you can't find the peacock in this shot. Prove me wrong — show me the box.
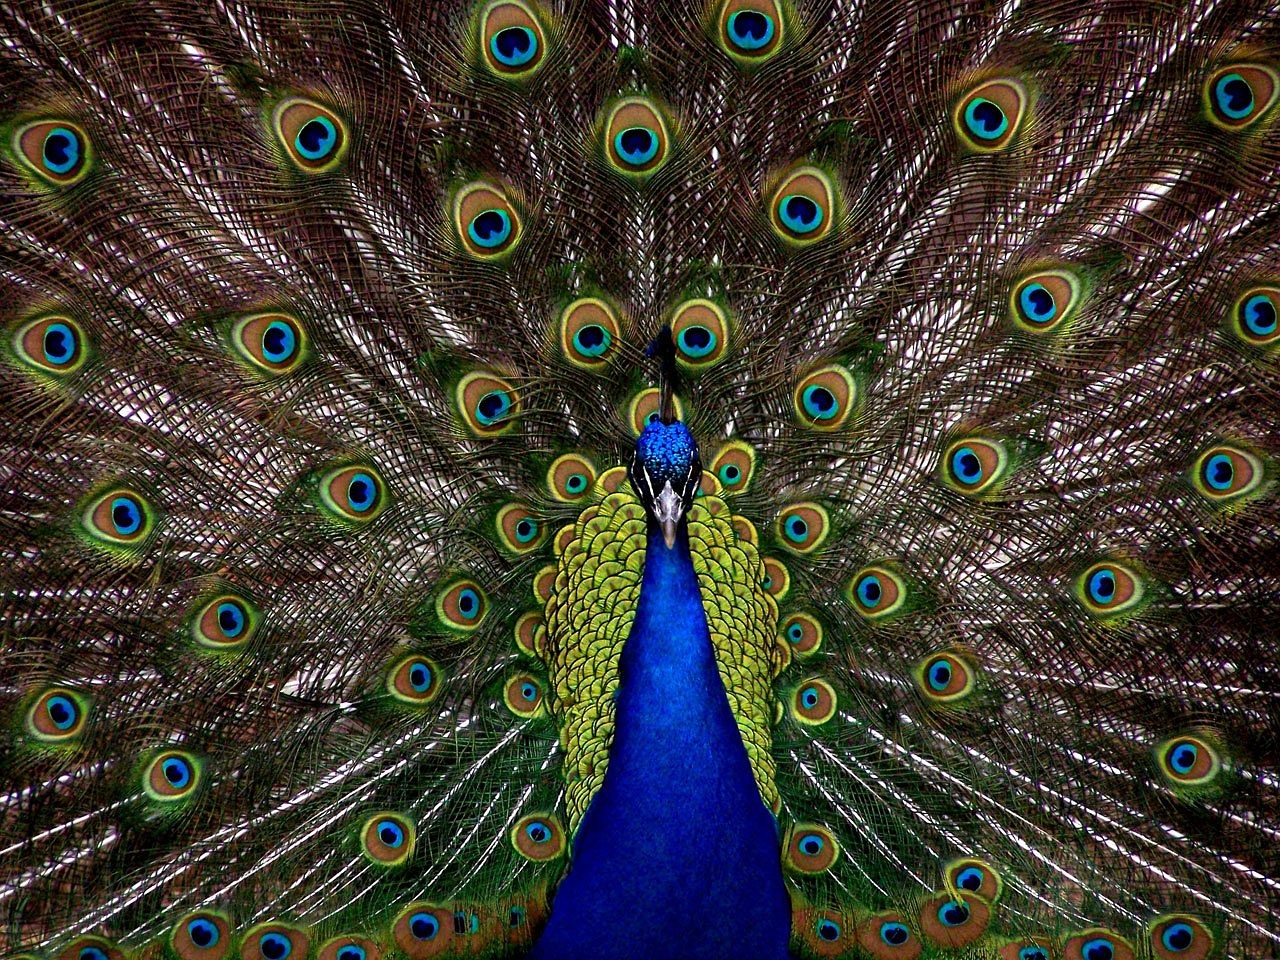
[2,0,1278,958]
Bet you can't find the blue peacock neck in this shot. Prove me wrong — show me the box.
[530,511,792,960]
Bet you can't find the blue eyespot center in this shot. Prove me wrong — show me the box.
[42,127,80,174]
[187,919,220,948]
[259,933,291,960]
[956,867,984,890]
[1019,283,1057,322]
[42,322,77,365]
[615,126,659,166]
[217,601,246,638]
[928,659,952,691]
[817,919,840,941]
[784,515,808,542]
[964,97,1008,139]
[565,473,587,493]
[377,820,405,847]
[508,906,527,927]
[1018,948,1048,960]
[856,575,882,607]
[951,447,983,484]
[1242,293,1277,335]
[799,835,824,856]
[475,389,513,425]
[938,901,969,926]
[79,948,108,960]
[162,757,192,788]
[800,686,820,709]
[491,25,537,67]
[111,496,143,535]
[787,623,804,642]
[337,947,365,960]
[719,464,741,483]
[46,695,78,730]
[262,320,297,362]
[677,324,716,358]
[468,209,512,248]
[1203,453,1234,491]
[346,472,378,512]
[520,681,538,701]
[525,820,551,843]
[515,517,538,542]
[409,662,432,692]
[1169,742,1198,774]
[1215,73,1254,119]
[727,10,775,51]
[779,194,822,233]
[1081,938,1114,960]
[802,384,838,419]
[1088,569,1116,603]
[295,116,337,161]
[573,323,611,357]
[457,588,480,619]
[880,922,909,946]
[410,913,439,940]
[1162,923,1194,951]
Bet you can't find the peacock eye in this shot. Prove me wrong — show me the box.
[793,364,857,430]
[80,487,159,552]
[937,901,970,926]
[230,312,307,375]
[769,166,838,245]
[497,504,546,553]
[1190,444,1264,503]
[1204,63,1278,130]
[26,688,89,742]
[627,386,684,435]
[915,652,975,704]
[259,934,292,960]
[761,556,790,599]
[560,297,620,368]
[192,594,258,650]
[604,98,671,177]
[785,824,839,873]
[1155,734,1223,787]
[1010,269,1082,335]
[1150,915,1212,957]
[387,654,441,704]
[511,813,566,860]
[171,911,232,960]
[13,314,90,378]
[847,564,907,621]
[717,0,785,62]
[272,97,348,172]
[954,78,1028,152]
[1019,949,1048,960]
[1076,560,1145,617]
[144,750,202,801]
[671,299,731,368]
[453,182,522,259]
[318,465,387,523]
[504,673,545,717]
[790,678,836,725]
[1081,938,1115,960]
[780,613,822,655]
[945,857,1002,902]
[955,867,984,890]
[13,119,93,186]
[457,371,521,436]
[436,579,488,631]
[410,912,439,939]
[479,1,548,78]
[1231,286,1279,347]
[941,437,1009,495]
[775,503,829,554]
[361,812,415,865]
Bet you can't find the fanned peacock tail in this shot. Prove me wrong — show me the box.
[2,1,1278,959]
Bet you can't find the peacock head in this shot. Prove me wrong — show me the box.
[629,419,702,549]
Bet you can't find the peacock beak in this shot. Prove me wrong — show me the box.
[653,480,683,549]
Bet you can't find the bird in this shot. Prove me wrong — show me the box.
[1,0,1278,959]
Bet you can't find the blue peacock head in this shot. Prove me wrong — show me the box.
[628,326,702,548]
